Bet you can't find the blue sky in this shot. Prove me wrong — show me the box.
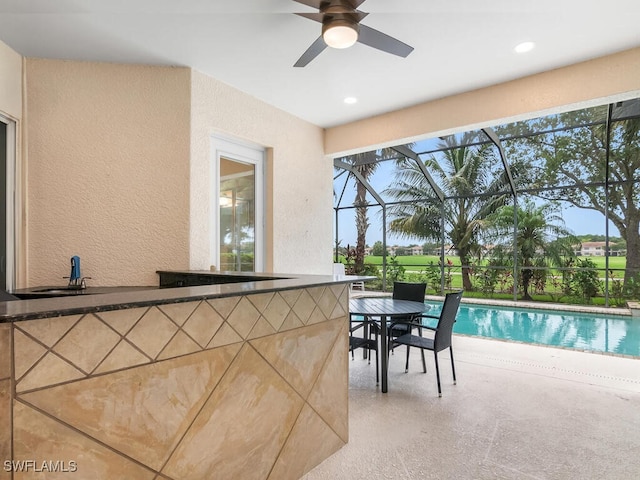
[334,157,619,247]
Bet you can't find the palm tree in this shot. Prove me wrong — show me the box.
[340,148,402,274]
[385,134,513,291]
[488,199,577,300]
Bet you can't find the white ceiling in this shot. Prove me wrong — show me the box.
[0,0,639,128]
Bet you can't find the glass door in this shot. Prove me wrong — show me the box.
[219,158,256,271]
[212,136,264,272]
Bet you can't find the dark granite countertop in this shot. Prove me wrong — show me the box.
[1,271,372,323]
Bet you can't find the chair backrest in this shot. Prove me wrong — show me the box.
[392,282,426,302]
[333,263,346,276]
[434,290,463,351]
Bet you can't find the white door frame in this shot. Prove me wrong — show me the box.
[1,113,17,290]
[210,135,265,272]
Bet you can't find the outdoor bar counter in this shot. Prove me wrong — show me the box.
[0,271,360,479]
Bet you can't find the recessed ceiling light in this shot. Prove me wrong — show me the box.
[514,41,535,54]
[344,97,358,104]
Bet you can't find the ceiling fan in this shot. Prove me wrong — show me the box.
[293,0,414,67]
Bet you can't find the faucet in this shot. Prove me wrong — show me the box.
[65,256,91,289]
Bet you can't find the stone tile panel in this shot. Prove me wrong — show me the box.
[181,301,224,347]
[94,340,150,374]
[21,344,242,472]
[226,297,260,339]
[97,307,147,334]
[17,352,84,393]
[126,306,178,359]
[13,329,47,381]
[267,403,345,480]
[13,402,157,480]
[162,345,304,480]
[158,301,199,326]
[306,321,349,441]
[15,315,81,348]
[250,318,342,399]
[0,324,10,379]
[53,314,120,374]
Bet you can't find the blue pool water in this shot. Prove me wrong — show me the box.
[424,301,640,357]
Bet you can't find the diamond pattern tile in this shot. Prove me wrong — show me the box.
[247,292,275,312]
[247,317,277,340]
[17,352,84,393]
[250,318,342,399]
[126,306,179,359]
[158,301,200,326]
[157,331,201,360]
[267,403,345,480]
[13,402,157,479]
[0,325,10,380]
[8,286,350,479]
[280,288,302,308]
[316,287,339,319]
[162,345,304,480]
[15,314,81,347]
[53,314,121,374]
[262,292,291,331]
[181,301,224,347]
[21,344,242,472]
[207,322,243,348]
[13,329,48,381]
[94,340,150,374]
[226,297,261,339]
[207,296,240,318]
[306,322,349,441]
[292,290,316,324]
[97,307,147,335]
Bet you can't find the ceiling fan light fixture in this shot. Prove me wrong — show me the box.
[322,19,359,49]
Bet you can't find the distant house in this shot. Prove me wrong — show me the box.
[577,241,626,257]
[410,245,423,255]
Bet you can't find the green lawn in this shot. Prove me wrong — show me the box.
[362,254,627,271]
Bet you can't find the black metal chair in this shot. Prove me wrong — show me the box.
[349,313,379,383]
[389,290,463,396]
[388,281,427,353]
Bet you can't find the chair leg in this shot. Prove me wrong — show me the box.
[420,349,426,373]
[433,351,442,397]
[450,346,456,385]
[375,345,379,384]
[404,346,410,373]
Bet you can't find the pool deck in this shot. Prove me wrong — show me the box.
[303,334,640,479]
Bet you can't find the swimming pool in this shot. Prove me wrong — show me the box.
[424,301,640,357]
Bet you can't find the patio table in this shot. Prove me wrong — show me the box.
[349,297,430,393]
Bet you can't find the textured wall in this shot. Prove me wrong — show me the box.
[25,59,191,286]
[325,47,640,156]
[9,284,349,479]
[190,70,331,275]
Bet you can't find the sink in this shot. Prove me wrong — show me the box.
[12,286,159,300]
[33,287,87,294]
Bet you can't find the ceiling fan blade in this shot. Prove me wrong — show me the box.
[295,12,325,23]
[357,24,414,58]
[293,0,368,9]
[294,36,328,67]
[293,0,323,8]
[296,10,367,23]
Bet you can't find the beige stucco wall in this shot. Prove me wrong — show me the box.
[325,46,640,156]
[25,59,191,286]
[190,70,330,275]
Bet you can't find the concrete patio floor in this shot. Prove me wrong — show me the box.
[302,335,640,479]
